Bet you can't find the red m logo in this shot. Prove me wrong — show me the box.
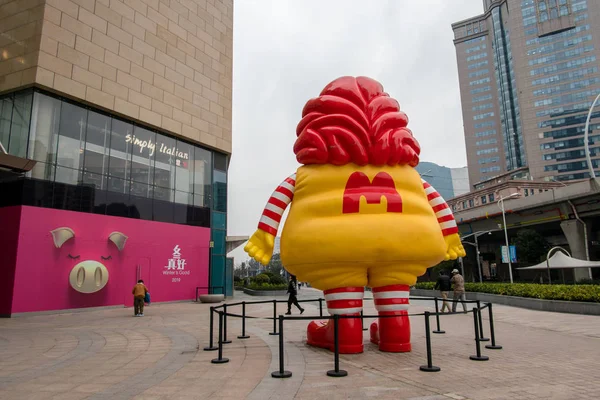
[342,172,403,214]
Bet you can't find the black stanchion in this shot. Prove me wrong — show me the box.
[238,301,250,339]
[318,298,323,317]
[469,308,489,361]
[271,315,292,378]
[361,311,368,331]
[222,304,232,344]
[211,311,229,364]
[432,298,445,334]
[269,299,278,335]
[485,303,503,350]
[476,300,489,342]
[203,306,218,351]
[326,315,348,377]
[420,311,441,372]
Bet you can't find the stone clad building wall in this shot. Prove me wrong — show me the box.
[0,0,233,154]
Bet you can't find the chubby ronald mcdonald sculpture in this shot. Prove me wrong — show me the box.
[245,76,466,354]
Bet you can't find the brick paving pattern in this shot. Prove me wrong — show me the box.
[0,288,599,399]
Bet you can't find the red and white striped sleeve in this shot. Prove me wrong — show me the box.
[422,179,458,237]
[257,173,296,236]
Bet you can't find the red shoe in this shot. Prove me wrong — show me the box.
[307,314,364,354]
[370,284,411,352]
[307,287,365,354]
[369,311,411,352]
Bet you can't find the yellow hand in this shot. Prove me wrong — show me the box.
[444,233,466,261]
[244,229,275,266]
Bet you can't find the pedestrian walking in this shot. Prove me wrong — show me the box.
[434,270,452,313]
[132,279,149,317]
[286,275,304,315]
[450,269,467,313]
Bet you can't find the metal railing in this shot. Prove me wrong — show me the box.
[202,296,503,376]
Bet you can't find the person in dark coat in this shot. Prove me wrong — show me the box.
[434,271,452,313]
[286,275,304,315]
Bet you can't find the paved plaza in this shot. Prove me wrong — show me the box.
[0,288,599,400]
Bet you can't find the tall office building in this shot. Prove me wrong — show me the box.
[452,0,600,187]
[0,0,233,315]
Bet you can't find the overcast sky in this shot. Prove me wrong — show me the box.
[227,0,484,262]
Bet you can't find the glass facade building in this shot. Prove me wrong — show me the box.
[414,162,470,200]
[0,0,233,314]
[0,89,230,292]
[453,0,600,185]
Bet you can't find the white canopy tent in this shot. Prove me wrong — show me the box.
[516,251,600,271]
[516,247,600,284]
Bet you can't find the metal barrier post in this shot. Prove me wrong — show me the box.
[476,300,489,342]
[269,300,278,335]
[222,304,232,344]
[238,301,250,339]
[326,315,348,377]
[203,306,218,351]
[318,298,323,317]
[420,312,441,372]
[271,315,292,378]
[432,298,445,334]
[469,308,489,361]
[211,311,229,364]
[485,303,503,350]
[361,311,367,331]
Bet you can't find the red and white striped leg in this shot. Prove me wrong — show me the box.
[369,284,411,352]
[306,287,364,354]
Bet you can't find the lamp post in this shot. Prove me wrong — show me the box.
[583,92,600,179]
[497,193,520,284]
[461,231,493,283]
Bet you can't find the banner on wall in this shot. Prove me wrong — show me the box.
[163,245,191,283]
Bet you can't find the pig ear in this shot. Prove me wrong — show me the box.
[108,232,128,251]
[50,227,75,248]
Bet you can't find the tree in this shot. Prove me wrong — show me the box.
[266,253,284,277]
[429,259,457,279]
[247,258,262,274]
[511,229,550,264]
[234,261,248,279]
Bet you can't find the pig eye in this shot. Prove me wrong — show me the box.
[101,255,112,261]
[68,254,80,260]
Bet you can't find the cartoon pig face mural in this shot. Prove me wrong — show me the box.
[50,228,128,294]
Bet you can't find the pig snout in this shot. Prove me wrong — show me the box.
[68,261,109,293]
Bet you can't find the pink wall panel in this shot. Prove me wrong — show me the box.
[0,207,22,316]
[10,206,210,313]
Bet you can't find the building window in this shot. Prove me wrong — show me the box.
[57,102,87,172]
[81,111,111,190]
[524,189,529,196]
[538,1,547,11]
[0,91,33,159]
[194,147,212,208]
[489,193,495,202]
[481,196,487,204]
[462,201,467,209]
[0,89,222,227]
[469,199,474,208]
[213,152,228,213]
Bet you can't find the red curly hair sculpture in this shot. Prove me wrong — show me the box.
[293,76,421,167]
